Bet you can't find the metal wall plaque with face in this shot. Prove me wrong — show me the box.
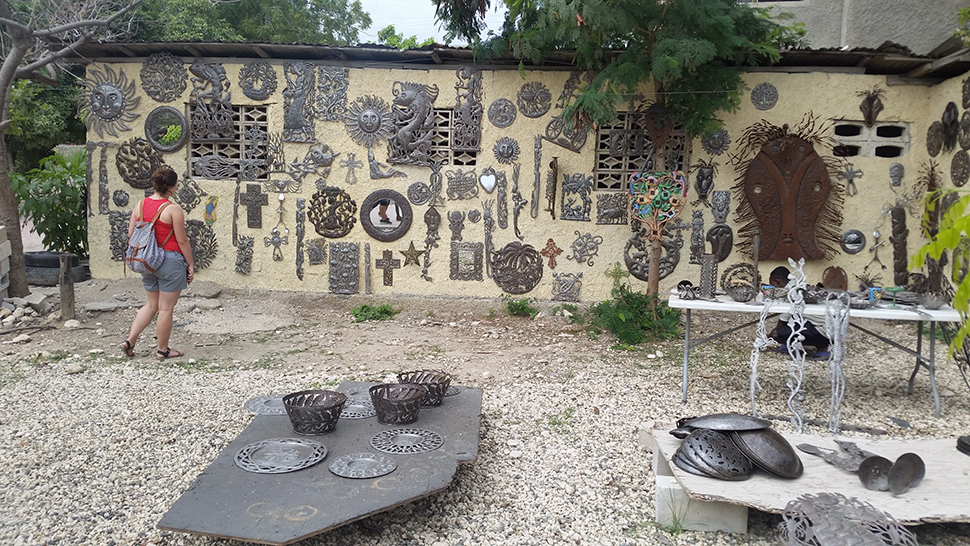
[306,238,327,265]
[387,81,440,166]
[711,190,730,224]
[560,173,592,221]
[517,82,551,118]
[186,219,218,270]
[446,168,479,200]
[239,60,277,101]
[488,98,516,128]
[360,189,413,242]
[315,66,350,122]
[345,95,394,149]
[329,242,360,295]
[840,229,866,254]
[452,67,483,152]
[448,210,465,241]
[750,82,778,111]
[140,53,187,103]
[309,187,357,238]
[235,235,254,274]
[493,137,520,164]
[144,106,188,153]
[492,241,543,294]
[450,241,483,281]
[692,159,717,204]
[116,138,162,189]
[282,61,315,142]
[702,129,730,156]
[84,65,139,138]
[596,193,628,225]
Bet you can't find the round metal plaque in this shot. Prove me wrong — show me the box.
[952,150,970,187]
[340,396,377,419]
[407,181,431,205]
[329,452,397,479]
[488,98,517,128]
[370,428,443,455]
[840,229,866,254]
[444,386,460,397]
[750,82,778,111]
[244,394,286,415]
[234,438,328,474]
[927,121,944,157]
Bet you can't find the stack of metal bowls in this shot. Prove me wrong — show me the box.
[671,413,803,480]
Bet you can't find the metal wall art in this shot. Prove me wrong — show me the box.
[838,162,863,197]
[732,116,843,261]
[84,66,139,138]
[567,231,604,266]
[779,492,919,546]
[491,241,543,294]
[552,272,583,302]
[595,192,628,225]
[408,181,431,205]
[144,106,188,153]
[857,86,885,127]
[624,226,683,282]
[113,189,129,208]
[840,229,866,254]
[699,254,718,299]
[172,177,206,215]
[282,61,315,142]
[951,150,970,187]
[448,210,465,241]
[927,121,944,157]
[706,224,734,262]
[295,198,306,279]
[692,159,717,206]
[496,170,509,229]
[189,60,233,141]
[540,238,563,269]
[235,236,254,274]
[488,98,516,128]
[239,60,277,101]
[960,111,970,150]
[493,137,520,164]
[965,77,970,109]
[109,211,129,261]
[428,161,445,207]
[360,189,412,243]
[345,95,394,148]
[517,82,551,118]
[450,241,484,281]
[264,227,289,261]
[545,156,558,219]
[140,53,187,103]
[367,149,406,179]
[186,219,218,270]
[289,144,340,182]
[89,141,112,215]
[890,206,909,286]
[452,67,483,152]
[239,184,269,228]
[329,242,360,294]
[719,263,758,292]
[192,154,234,180]
[400,241,422,267]
[446,168,479,200]
[750,82,778,111]
[387,81,439,166]
[889,163,904,187]
[544,114,588,153]
[421,206,442,282]
[690,210,705,265]
[364,243,372,294]
[204,196,218,226]
[629,171,688,240]
[116,138,162,189]
[711,190,730,224]
[481,201,495,278]
[702,129,730,156]
[943,101,959,153]
[479,167,497,193]
[375,249,401,286]
[560,173,593,222]
[468,209,481,223]
[315,66,350,122]
[532,136,542,217]
[339,152,363,185]
[309,186,357,238]
[511,164,527,240]
[306,238,327,265]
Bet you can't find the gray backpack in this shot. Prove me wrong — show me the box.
[124,200,173,274]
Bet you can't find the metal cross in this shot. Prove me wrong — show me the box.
[540,238,563,269]
[375,249,401,286]
[604,261,630,291]
[239,184,268,228]
[340,152,364,185]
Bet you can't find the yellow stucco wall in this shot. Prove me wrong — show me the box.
[85,59,965,302]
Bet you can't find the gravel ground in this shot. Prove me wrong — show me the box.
[1,284,970,546]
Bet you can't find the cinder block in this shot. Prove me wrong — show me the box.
[655,475,748,534]
[0,225,7,244]
[0,240,10,261]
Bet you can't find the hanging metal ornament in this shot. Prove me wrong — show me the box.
[108,211,129,261]
[838,162,864,197]
[186,219,218,270]
[288,143,339,183]
[188,60,233,142]
[960,111,970,151]
[140,52,187,103]
[448,210,465,241]
[857,86,885,127]
[560,173,593,222]
[719,263,759,292]
[552,272,583,302]
[540,238,563,269]
[452,67,483,152]
[116,138,162,189]
[510,164,528,240]
[172,177,206,215]
[345,95,394,149]
[532,136,542,217]
[84,65,139,138]
[479,167,497,193]
[193,154,235,180]
[367,149,406,179]
[144,106,188,153]
[492,241,543,294]
[407,181,431,205]
[750,82,778,111]
[306,238,327,266]
[701,129,731,156]
[282,61,315,142]
[315,65,350,122]
[482,201,495,278]
[926,121,945,157]
[467,209,481,223]
[496,169,509,229]
[329,242,360,295]
[624,226,684,282]
[691,158,717,206]
[487,98,516,128]
[566,231,604,266]
[706,224,734,262]
[964,77,970,110]
[239,60,277,101]
[295,198,306,280]
[112,189,130,208]
[308,186,357,238]
[204,196,218,227]
[446,168,479,200]
[337,152,363,185]
[595,192,628,225]
[889,163,904,187]
[689,210,705,265]
[517,82,551,118]
[449,241,483,281]
[239,184,268,228]
[951,150,970,187]
[421,206,442,282]
[493,136,520,165]
[840,229,866,254]
[943,101,960,153]
[235,236,254,274]
[376,249,402,286]
[88,141,112,215]
[545,156,558,219]
[264,227,289,262]
[629,171,688,239]
[386,80,440,166]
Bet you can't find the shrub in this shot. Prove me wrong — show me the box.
[586,285,681,345]
[351,304,402,323]
[501,294,539,318]
[11,149,88,259]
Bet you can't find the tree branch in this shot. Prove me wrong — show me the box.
[0,16,32,34]
[33,0,144,37]
[15,33,92,77]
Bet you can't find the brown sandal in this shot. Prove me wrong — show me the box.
[157,348,185,359]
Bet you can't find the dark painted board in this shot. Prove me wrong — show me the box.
[158,382,483,545]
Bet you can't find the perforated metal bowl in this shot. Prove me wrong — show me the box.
[398,369,452,406]
[282,390,348,435]
[730,427,803,479]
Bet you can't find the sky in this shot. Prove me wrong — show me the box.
[355,0,507,45]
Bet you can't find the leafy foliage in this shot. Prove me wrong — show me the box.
[956,6,970,46]
[377,25,436,49]
[351,304,402,322]
[586,285,681,345]
[10,149,88,259]
[5,73,86,172]
[501,294,540,318]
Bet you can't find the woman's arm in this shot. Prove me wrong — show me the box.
[167,205,196,283]
[127,199,143,238]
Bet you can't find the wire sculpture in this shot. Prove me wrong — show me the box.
[824,292,850,433]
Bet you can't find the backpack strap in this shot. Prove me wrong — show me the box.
[152,202,174,247]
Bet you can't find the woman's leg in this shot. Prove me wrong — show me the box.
[155,290,182,353]
[126,291,160,348]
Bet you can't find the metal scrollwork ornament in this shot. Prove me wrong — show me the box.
[446,168,479,200]
[264,227,289,262]
[282,61,315,142]
[689,210,705,265]
[172,177,206,215]
[488,98,516,128]
[517,82,551,118]
[116,138,162,189]
[239,60,277,101]
[552,272,583,302]
[84,66,139,138]
[315,66,350,122]
[927,121,945,157]
[306,238,327,265]
[408,181,432,205]
[492,241,544,295]
[235,236,254,274]
[960,111,970,151]
[719,262,758,292]
[750,82,778,111]
[308,187,358,238]
[421,206,442,282]
[329,242,360,294]
[109,211,129,261]
[625,225,685,282]
[186,219,218,270]
[388,81,440,166]
[140,53,187,103]
[567,231,604,266]
[345,95,394,148]
[448,210,465,241]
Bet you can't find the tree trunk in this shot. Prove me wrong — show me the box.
[0,136,29,297]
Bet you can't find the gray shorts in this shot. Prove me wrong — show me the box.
[141,251,187,293]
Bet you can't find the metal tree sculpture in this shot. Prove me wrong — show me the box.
[628,170,688,295]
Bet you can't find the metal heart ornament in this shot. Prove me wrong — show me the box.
[628,171,688,241]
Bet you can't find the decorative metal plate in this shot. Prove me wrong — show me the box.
[234,438,328,474]
[951,150,970,187]
[84,65,139,138]
[140,52,187,103]
[444,386,460,397]
[345,95,394,148]
[370,428,443,455]
[340,397,377,419]
[329,452,397,479]
[408,181,431,205]
[116,137,162,189]
[841,229,866,254]
[492,241,543,294]
[927,121,944,157]
[244,394,286,415]
[750,82,778,111]
[488,98,516,128]
[493,136,520,164]
[702,128,730,156]
[517,82,551,118]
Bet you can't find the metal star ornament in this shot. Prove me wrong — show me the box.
[400,241,423,267]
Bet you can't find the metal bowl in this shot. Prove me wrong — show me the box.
[282,390,348,435]
[725,283,756,303]
[730,428,804,479]
[398,369,452,406]
[858,455,893,491]
[919,292,948,310]
[888,453,925,495]
[679,413,772,432]
[683,429,753,481]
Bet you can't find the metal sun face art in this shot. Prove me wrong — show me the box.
[628,171,688,241]
[344,95,394,148]
[84,66,139,138]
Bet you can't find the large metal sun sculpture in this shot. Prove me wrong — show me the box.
[344,95,394,149]
[83,65,140,138]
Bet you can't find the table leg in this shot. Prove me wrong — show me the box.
[930,322,940,418]
[682,309,691,403]
[908,321,924,395]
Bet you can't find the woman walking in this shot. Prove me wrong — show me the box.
[120,166,195,359]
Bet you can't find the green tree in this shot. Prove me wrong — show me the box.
[133,0,242,42]
[376,25,435,49]
[5,69,86,172]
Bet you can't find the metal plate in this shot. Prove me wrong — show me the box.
[927,121,944,157]
[370,428,443,455]
[444,386,460,397]
[888,453,925,495]
[951,150,970,187]
[683,429,753,481]
[328,452,397,479]
[234,438,328,474]
[858,455,893,491]
[244,394,286,415]
[340,396,377,419]
[681,413,771,432]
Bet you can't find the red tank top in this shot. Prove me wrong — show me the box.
[140,198,181,252]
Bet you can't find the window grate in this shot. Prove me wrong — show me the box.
[189,104,269,180]
[833,121,910,158]
[593,111,688,191]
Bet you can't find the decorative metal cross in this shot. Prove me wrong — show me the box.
[375,249,401,286]
[340,152,364,185]
[239,184,268,228]
[540,238,563,269]
[604,261,630,291]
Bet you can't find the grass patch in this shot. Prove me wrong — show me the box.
[501,294,539,318]
[405,344,444,361]
[543,406,576,434]
[0,361,25,387]
[351,304,402,323]
[307,378,340,389]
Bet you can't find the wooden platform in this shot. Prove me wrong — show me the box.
[158,382,483,545]
[652,428,970,529]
